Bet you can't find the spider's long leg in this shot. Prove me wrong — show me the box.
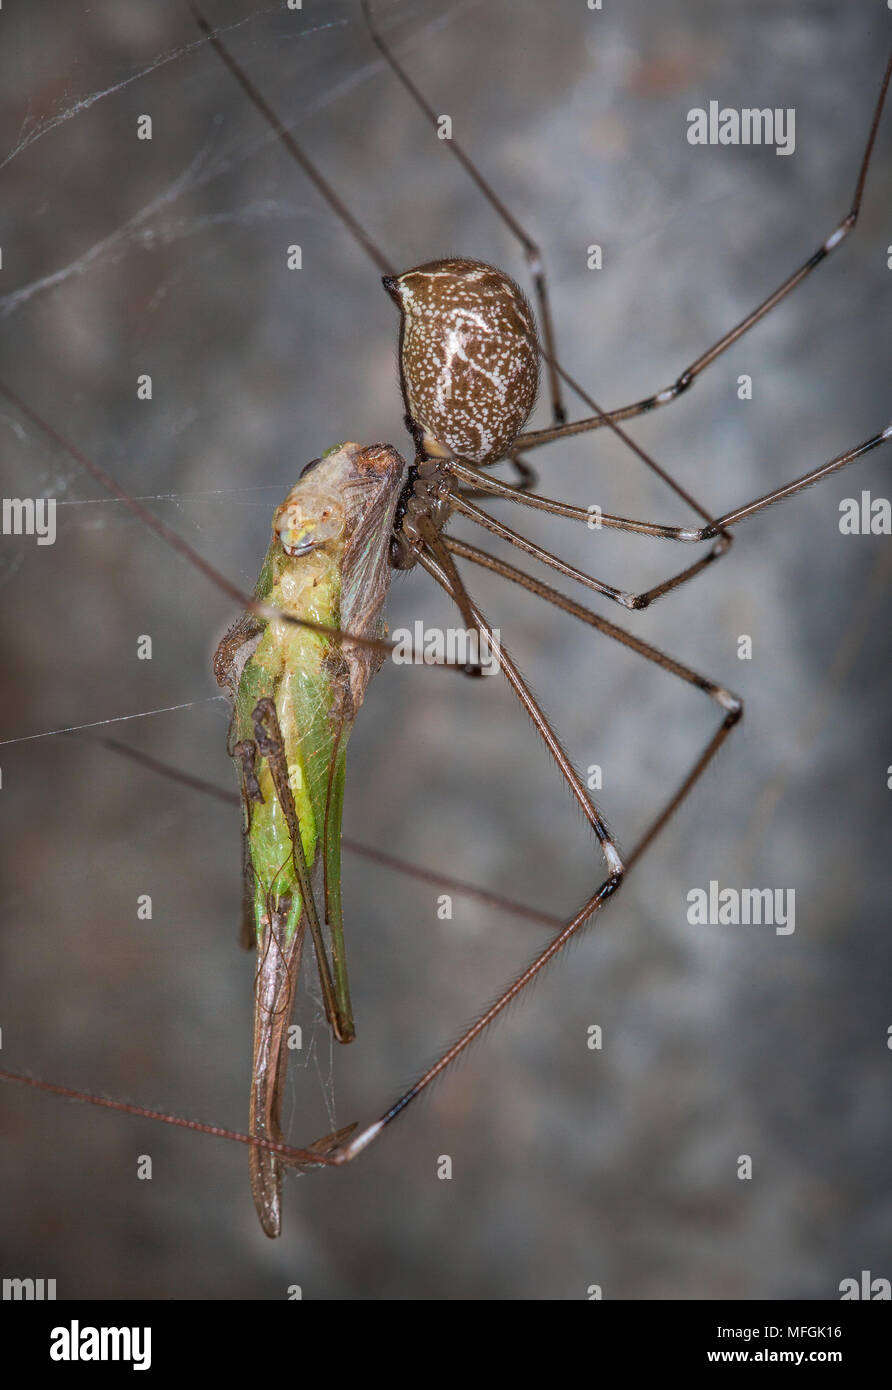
[359,1,731,532]
[506,454,537,494]
[30,533,742,1175]
[446,535,741,866]
[448,489,637,608]
[193,6,716,536]
[447,459,720,538]
[445,535,740,720]
[448,458,730,597]
[188,0,393,276]
[416,550,624,882]
[0,380,400,663]
[189,3,725,525]
[689,426,892,538]
[447,423,892,607]
[295,545,741,1166]
[194,0,562,423]
[515,47,892,451]
[443,536,743,862]
[457,451,538,500]
[87,734,565,931]
[360,0,565,425]
[0,381,498,674]
[448,487,724,611]
[416,515,487,674]
[0,1069,343,1167]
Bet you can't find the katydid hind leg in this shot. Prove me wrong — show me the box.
[249,900,306,1239]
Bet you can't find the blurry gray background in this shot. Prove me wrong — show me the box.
[1,0,890,1299]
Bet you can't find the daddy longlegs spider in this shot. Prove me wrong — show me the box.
[2,0,890,1294]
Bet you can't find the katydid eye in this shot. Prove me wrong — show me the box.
[299,457,321,479]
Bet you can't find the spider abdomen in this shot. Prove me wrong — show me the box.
[385,258,539,467]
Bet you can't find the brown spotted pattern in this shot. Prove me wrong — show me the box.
[387,258,540,467]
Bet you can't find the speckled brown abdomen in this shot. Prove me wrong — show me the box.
[384,258,540,467]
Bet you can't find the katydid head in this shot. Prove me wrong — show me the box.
[384,258,540,467]
[274,496,343,557]
[274,443,406,561]
[274,450,352,557]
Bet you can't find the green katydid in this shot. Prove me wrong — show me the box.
[214,441,405,1238]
